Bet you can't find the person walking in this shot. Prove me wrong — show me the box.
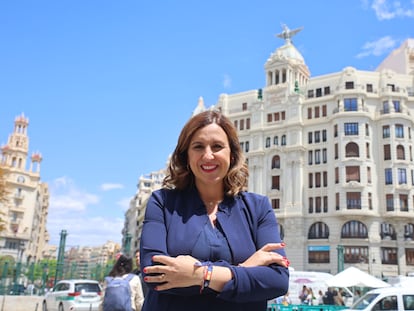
[133,249,148,297]
[140,110,289,311]
[100,253,144,311]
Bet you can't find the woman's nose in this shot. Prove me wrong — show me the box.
[203,146,214,158]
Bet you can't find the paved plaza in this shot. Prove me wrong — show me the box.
[0,295,43,311]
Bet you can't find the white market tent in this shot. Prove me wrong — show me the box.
[325,266,390,288]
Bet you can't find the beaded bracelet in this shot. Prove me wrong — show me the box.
[194,261,213,293]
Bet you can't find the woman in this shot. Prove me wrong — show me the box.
[140,110,289,311]
[100,253,144,311]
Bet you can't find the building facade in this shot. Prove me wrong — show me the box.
[0,114,50,263]
[211,28,414,277]
[126,27,414,278]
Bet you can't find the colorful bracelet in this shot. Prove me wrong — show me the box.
[194,261,213,294]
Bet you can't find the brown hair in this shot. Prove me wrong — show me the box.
[163,110,248,196]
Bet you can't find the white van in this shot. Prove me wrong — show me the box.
[346,287,414,311]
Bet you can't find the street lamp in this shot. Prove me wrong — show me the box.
[337,245,344,273]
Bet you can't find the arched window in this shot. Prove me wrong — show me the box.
[345,142,359,157]
[273,136,279,145]
[396,145,405,160]
[380,222,397,240]
[271,155,280,169]
[308,222,329,239]
[341,220,368,238]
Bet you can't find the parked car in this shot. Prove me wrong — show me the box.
[42,279,102,311]
[345,287,414,311]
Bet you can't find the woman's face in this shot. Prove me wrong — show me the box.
[187,123,231,189]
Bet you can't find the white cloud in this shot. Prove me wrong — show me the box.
[100,183,124,191]
[356,36,397,58]
[47,176,123,247]
[370,0,414,20]
[223,74,232,89]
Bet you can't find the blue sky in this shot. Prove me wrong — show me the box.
[0,0,413,248]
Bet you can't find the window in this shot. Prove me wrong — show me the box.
[274,112,280,121]
[315,106,320,117]
[308,151,313,165]
[316,88,322,97]
[265,137,271,148]
[383,125,390,138]
[383,101,390,114]
[336,193,340,210]
[307,107,312,119]
[315,196,322,212]
[315,150,321,164]
[365,123,369,136]
[398,168,407,184]
[245,141,249,152]
[405,249,414,265]
[308,222,330,239]
[271,155,280,169]
[385,168,393,185]
[381,247,398,265]
[404,224,414,240]
[308,132,313,144]
[308,248,330,264]
[334,144,338,159]
[386,194,394,211]
[366,84,373,92]
[308,173,313,188]
[368,192,372,209]
[323,196,328,212]
[380,223,397,240]
[345,81,354,89]
[341,220,368,238]
[335,167,339,183]
[367,167,372,183]
[273,136,278,145]
[272,176,280,190]
[396,145,405,160]
[271,199,280,209]
[322,105,327,116]
[344,98,358,111]
[395,124,404,138]
[246,118,250,129]
[322,129,327,142]
[324,87,330,96]
[344,246,368,264]
[346,166,360,182]
[267,114,272,122]
[384,144,391,160]
[322,149,327,163]
[400,194,408,211]
[344,123,359,135]
[281,135,286,145]
[393,100,401,112]
[345,142,359,157]
[242,102,247,111]
[346,192,361,209]
[314,131,320,143]
[240,119,244,130]
[308,197,313,213]
[315,172,321,188]
[334,124,338,137]
[366,142,370,158]
[323,171,328,187]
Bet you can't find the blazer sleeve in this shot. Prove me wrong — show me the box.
[217,193,289,303]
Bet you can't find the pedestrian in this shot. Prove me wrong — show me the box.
[133,249,148,297]
[140,110,289,311]
[100,253,144,311]
[299,285,308,304]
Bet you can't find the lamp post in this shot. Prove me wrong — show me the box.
[337,245,344,273]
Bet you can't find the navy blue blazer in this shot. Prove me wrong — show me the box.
[140,187,289,311]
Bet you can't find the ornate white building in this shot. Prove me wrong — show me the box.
[126,26,414,278]
[0,114,50,263]
[209,27,414,277]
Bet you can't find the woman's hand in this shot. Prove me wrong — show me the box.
[239,242,289,267]
[143,255,203,290]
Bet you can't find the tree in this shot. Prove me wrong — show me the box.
[0,165,9,233]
